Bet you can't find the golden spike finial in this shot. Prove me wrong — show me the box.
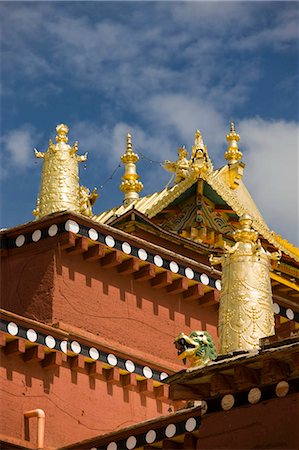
[224,121,242,164]
[33,124,97,219]
[120,133,143,206]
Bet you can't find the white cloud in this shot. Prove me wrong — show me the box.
[1,125,38,173]
[240,118,299,245]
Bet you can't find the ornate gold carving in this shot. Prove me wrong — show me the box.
[34,124,97,219]
[120,133,143,206]
[210,214,281,354]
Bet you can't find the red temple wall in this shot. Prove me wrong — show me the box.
[53,250,218,365]
[0,351,171,449]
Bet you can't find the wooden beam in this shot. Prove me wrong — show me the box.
[200,290,220,307]
[210,373,234,396]
[151,271,173,289]
[67,236,89,255]
[183,284,205,301]
[60,232,76,250]
[87,361,102,378]
[103,367,120,383]
[0,333,6,348]
[134,265,156,282]
[261,359,290,384]
[23,345,45,363]
[41,352,63,370]
[69,355,86,371]
[154,384,169,401]
[118,258,139,275]
[137,379,152,394]
[234,365,260,390]
[214,204,233,213]
[169,383,208,401]
[100,251,122,268]
[4,339,26,355]
[120,373,135,389]
[167,278,189,295]
[163,439,183,449]
[83,245,105,262]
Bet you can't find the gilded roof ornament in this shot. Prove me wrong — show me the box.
[210,214,281,354]
[163,146,191,184]
[174,331,217,369]
[120,133,143,206]
[33,124,98,219]
[224,121,243,165]
[162,130,213,184]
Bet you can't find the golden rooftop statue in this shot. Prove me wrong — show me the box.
[224,121,242,165]
[163,130,212,184]
[210,214,281,354]
[33,124,98,219]
[120,133,143,206]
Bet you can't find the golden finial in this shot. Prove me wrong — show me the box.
[33,124,97,219]
[224,121,242,164]
[120,133,143,206]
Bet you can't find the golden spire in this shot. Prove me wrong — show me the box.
[120,133,143,206]
[224,121,243,165]
[33,124,98,219]
[210,214,281,354]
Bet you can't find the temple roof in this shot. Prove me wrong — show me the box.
[93,163,299,263]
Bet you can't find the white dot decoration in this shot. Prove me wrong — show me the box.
[273,303,280,314]
[154,255,163,267]
[169,261,179,273]
[107,353,118,366]
[125,360,135,373]
[200,400,208,415]
[138,248,148,261]
[215,279,222,291]
[32,230,42,242]
[107,443,117,450]
[88,228,98,241]
[160,372,168,381]
[71,341,81,354]
[286,308,294,320]
[15,235,25,247]
[126,436,137,450]
[185,417,197,432]
[200,273,210,285]
[105,235,115,248]
[45,335,56,349]
[145,430,156,444]
[89,347,100,360]
[185,267,194,279]
[48,224,58,237]
[122,242,131,254]
[143,366,153,379]
[221,394,235,410]
[60,341,68,354]
[90,448,97,450]
[275,380,289,398]
[7,322,18,336]
[65,220,79,234]
[165,423,176,438]
[248,387,262,404]
[26,329,37,342]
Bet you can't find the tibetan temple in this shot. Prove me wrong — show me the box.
[0,123,298,450]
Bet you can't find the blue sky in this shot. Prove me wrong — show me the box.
[1,1,298,245]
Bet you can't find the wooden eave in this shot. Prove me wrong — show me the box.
[167,335,299,402]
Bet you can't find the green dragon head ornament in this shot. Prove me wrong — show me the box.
[174,331,217,368]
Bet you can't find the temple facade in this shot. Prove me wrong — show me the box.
[0,124,298,450]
